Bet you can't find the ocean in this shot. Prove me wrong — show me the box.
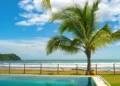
[0,59,120,71]
[0,59,120,63]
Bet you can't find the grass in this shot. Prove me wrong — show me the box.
[102,75,120,86]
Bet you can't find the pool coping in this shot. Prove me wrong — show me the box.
[99,76,111,86]
[0,74,111,86]
[93,76,111,86]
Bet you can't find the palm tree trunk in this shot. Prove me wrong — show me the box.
[87,77,92,86]
[85,49,91,75]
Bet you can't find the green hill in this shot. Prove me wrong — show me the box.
[0,54,21,61]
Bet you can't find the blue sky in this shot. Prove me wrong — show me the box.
[0,0,120,60]
[0,0,59,39]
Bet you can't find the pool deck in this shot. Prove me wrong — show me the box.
[0,74,111,86]
[93,76,111,86]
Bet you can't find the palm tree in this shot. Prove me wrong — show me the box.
[46,0,120,75]
[42,0,51,10]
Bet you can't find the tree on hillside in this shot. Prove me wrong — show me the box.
[46,0,120,75]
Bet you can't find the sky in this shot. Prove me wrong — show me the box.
[0,0,120,60]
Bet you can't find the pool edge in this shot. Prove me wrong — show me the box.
[99,76,111,86]
[93,76,111,86]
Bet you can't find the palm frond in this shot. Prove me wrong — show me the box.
[89,24,113,52]
[50,1,101,42]
[46,0,120,56]
[92,0,101,11]
[59,19,85,39]
[112,30,120,41]
[42,0,51,10]
[46,36,81,55]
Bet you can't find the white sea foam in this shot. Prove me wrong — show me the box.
[0,63,120,71]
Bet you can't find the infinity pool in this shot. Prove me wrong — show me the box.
[0,75,97,86]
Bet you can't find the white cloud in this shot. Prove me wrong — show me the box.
[18,0,34,12]
[113,23,120,32]
[36,27,43,32]
[19,12,39,18]
[33,0,42,12]
[0,38,87,60]
[17,0,120,30]
[16,21,31,26]
[113,15,120,32]
[16,12,50,26]
[16,0,94,27]
[0,38,48,60]
[0,37,119,60]
[96,0,120,22]
[25,4,34,11]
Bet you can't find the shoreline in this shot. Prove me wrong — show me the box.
[0,63,120,71]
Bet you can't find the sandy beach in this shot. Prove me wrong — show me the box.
[0,63,120,75]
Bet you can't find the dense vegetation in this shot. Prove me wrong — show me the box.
[0,54,21,61]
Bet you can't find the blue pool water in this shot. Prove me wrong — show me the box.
[0,75,96,86]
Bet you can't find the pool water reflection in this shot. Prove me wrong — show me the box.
[0,75,96,86]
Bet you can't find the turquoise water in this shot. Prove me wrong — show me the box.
[0,75,96,86]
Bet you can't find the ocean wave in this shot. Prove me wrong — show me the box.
[0,63,120,71]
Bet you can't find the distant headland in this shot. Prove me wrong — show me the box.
[0,54,21,61]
